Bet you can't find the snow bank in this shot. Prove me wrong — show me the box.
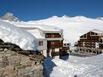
[0,20,37,50]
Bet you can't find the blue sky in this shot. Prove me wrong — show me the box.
[0,0,103,21]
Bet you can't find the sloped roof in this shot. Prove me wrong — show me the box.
[11,22,62,32]
[91,29,103,34]
[80,29,103,37]
[27,29,45,39]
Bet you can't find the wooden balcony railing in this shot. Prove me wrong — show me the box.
[47,41,63,48]
[45,33,62,38]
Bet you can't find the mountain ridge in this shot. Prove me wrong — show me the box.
[1,12,103,44]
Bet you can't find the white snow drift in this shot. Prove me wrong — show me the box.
[0,20,37,50]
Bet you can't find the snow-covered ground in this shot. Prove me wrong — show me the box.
[44,54,103,77]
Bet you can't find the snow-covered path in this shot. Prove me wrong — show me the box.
[44,54,103,77]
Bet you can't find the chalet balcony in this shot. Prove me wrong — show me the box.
[45,33,63,40]
[46,35,61,38]
[45,33,62,38]
[47,41,63,48]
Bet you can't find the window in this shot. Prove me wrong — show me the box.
[83,42,85,46]
[67,43,70,45]
[39,41,43,46]
[51,42,55,45]
[90,32,98,36]
[100,39,103,43]
[51,35,55,38]
[64,44,66,46]
[80,34,87,39]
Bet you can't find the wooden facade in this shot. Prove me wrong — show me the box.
[75,30,103,54]
[45,33,62,57]
[47,40,63,48]
[45,33,69,57]
[45,33,63,48]
[76,31,100,48]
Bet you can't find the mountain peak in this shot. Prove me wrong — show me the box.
[0,12,19,22]
[48,15,89,21]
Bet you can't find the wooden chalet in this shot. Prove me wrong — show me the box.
[16,23,69,58]
[42,26,68,57]
[75,29,103,54]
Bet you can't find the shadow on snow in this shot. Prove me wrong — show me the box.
[43,57,56,77]
[43,54,69,77]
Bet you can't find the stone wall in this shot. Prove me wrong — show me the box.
[0,48,44,77]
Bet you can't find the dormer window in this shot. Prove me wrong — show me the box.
[90,32,98,36]
[80,34,87,39]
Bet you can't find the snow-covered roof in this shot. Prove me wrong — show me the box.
[0,20,38,50]
[11,22,62,32]
[80,29,103,37]
[63,39,70,43]
[91,29,103,34]
[34,24,61,32]
[27,29,45,39]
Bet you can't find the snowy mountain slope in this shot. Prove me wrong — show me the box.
[0,20,37,50]
[28,16,103,44]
